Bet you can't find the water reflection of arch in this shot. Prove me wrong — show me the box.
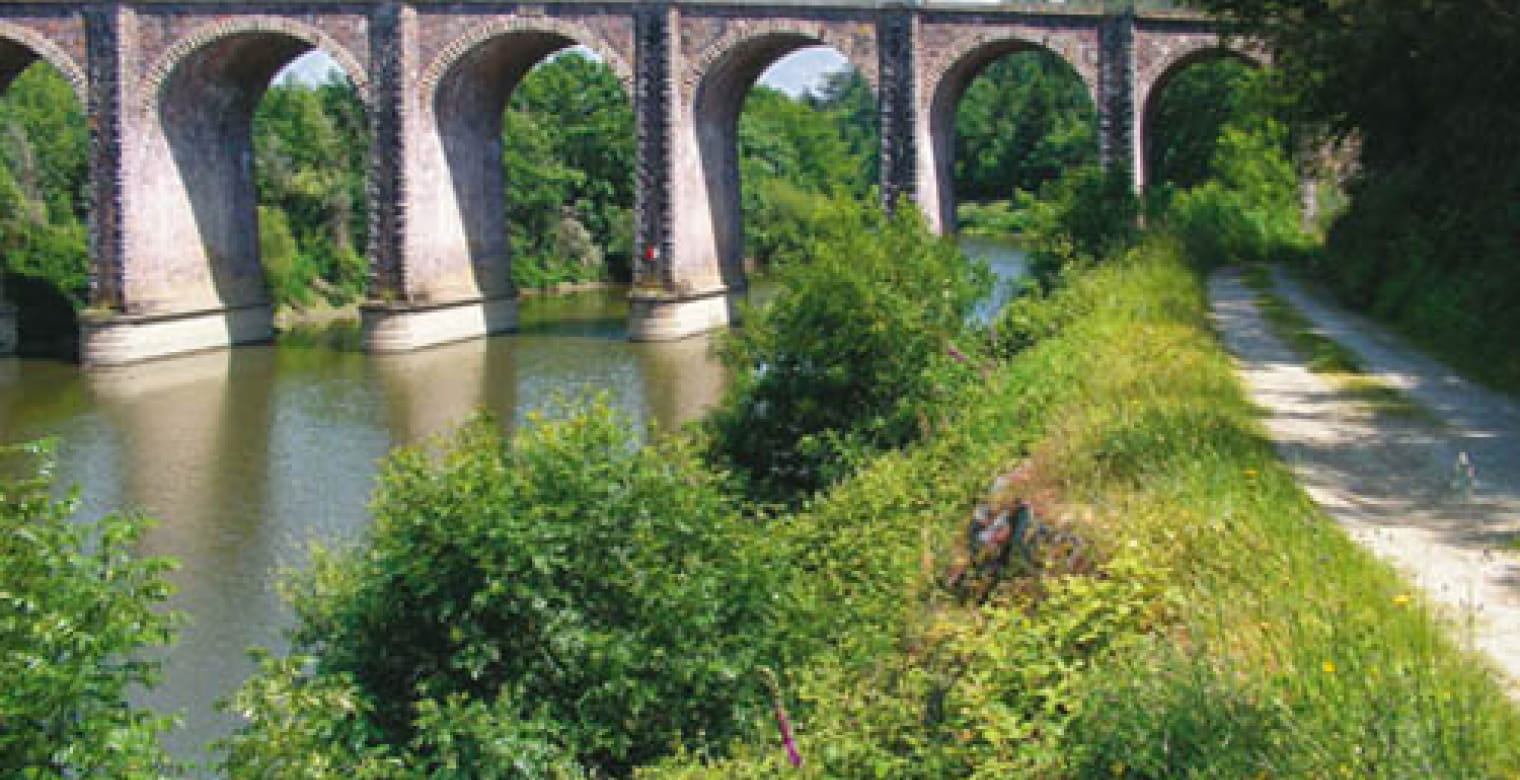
[85,348,280,755]
[919,33,1098,233]
[126,18,369,331]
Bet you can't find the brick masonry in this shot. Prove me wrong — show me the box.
[0,1,1255,362]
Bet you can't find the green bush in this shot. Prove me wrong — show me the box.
[707,203,991,501]
[648,240,1520,778]
[1023,166,1139,285]
[222,403,782,777]
[0,443,179,778]
[1166,124,1305,269]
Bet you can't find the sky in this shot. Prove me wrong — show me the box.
[275,45,852,98]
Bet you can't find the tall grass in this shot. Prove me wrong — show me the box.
[643,236,1520,778]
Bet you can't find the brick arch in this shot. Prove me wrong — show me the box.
[921,32,1097,117]
[418,17,634,108]
[0,20,88,103]
[683,20,880,100]
[124,15,371,334]
[1137,42,1265,189]
[1137,42,1263,125]
[683,26,879,294]
[140,16,369,115]
[919,33,1099,233]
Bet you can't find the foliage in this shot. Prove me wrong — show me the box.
[0,65,89,350]
[707,203,991,500]
[954,51,1098,205]
[1144,56,1266,193]
[1165,123,1305,269]
[737,77,877,267]
[1022,165,1139,284]
[222,404,781,777]
[252,80,370,308]
[1193,0,1520,390]
[506,52,636,289]
[646,236,1520,779]
[955,195,1039,237]
[0,442,180,778]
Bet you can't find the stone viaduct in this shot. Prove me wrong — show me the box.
[0,0,1256,365]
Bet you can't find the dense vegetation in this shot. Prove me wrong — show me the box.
[0,443,180,777]
[253,80,370,309]
[0,66,88,353]
[954,52,1097,215]
[10,12,1520,776]
[1193,0,1520,390]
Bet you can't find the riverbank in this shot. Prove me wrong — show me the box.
[645,236,1520,777]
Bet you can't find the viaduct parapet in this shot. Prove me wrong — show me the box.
[0,1,1257,364]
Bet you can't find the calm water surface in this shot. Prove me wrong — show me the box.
[0,238,1025,768]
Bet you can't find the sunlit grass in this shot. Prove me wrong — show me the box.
[641,238,1520,779]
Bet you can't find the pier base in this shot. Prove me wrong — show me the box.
[361,295,517,354]
[80,304,274,367]
[628,287,738,342]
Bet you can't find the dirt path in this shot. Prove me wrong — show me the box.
[1209,267,1520,698]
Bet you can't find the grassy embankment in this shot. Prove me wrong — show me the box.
[645,237,1520,777]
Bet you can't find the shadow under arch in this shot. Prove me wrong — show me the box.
[692,34,878,293]
[0,22,87,102]
[415,24,632,305]
[1138,46,1263,191]
[924,38,1097,234]
[133,21,368,330]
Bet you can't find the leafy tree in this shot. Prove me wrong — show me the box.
[252,79,370,307]
[0,443,179,777]
[222,404,781,777]
[505,52,636,287]
[954,51,1098,205]
[1193,0,1520,388]
[1145,56,1267,192]
[708,203,991,500]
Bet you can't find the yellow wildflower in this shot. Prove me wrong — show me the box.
[1393,594,1411,607]
[1322,660,1337,674]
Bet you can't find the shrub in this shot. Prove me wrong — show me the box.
[0,442,179,777]
[222,402,781,777]
[1165,123,1305,269]
[707,202,991,501]
[1023,166,1139,285]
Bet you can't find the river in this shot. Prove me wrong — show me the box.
[0,237,1025,769]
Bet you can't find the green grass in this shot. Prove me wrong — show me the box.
[643,237,1520,779]
[1242,264,1436,422]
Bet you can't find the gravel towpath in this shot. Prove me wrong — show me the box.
[1209,267,1520,699]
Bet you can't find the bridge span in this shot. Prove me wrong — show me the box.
[0,1,1256,364]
